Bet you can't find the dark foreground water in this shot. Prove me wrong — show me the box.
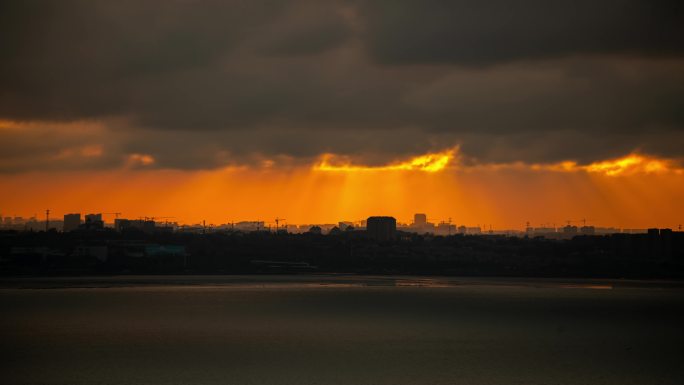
[1,275,683,385]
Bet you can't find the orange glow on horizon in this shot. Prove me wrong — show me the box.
[1,150,682,229]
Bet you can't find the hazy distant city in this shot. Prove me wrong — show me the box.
[0,211,673,238]
[2,210,682,278]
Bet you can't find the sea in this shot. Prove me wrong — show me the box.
[1,275,683,385]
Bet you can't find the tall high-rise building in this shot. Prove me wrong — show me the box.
[85,213,102,223]
[84,213,104,230]
[63,213,81,232]
[367,216,397,241]
[414,213,427,226]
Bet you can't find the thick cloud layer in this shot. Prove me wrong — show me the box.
[0,0,683,171]
[359,0,684,65]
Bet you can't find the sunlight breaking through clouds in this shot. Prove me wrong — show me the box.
[313,148,457,173]
[583,154,678,176]
[539,154,684,176]
[313,149,683,177]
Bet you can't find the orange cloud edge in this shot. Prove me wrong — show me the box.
[312,148,684,176]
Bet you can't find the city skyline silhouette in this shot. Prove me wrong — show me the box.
[2,2,684,385]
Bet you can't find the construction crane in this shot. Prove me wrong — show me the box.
[137,216,176,226]
[139,216,175,221]
[436,218,453,235]
[104,212,122,220]
[565,218,593,227]
[154,216,176,226]
[275,217,286,232]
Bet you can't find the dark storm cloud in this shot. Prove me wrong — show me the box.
[0,0,683,172]
[405,58,684,134]
[357,0,684,66]
[0,0,290,120]
[255,1,353,56]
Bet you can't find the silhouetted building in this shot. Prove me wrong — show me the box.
[367,216,397,241]
[84,213,104,230]
[85,213,102,222]
[532,227,557,237]
[623,228,647,234]
[595,227,620,235]
[115,218,156,233]
[466,226,482,235]
[648,228,662,258]
[408,213,436,234]
[234,221,265,232]
[641,228,677,259]
[339,221,354,231]
[25,217,40,231]
[580,226,595,235]
[562,225,578,234]
[63,213,81,232]
[436,221,455,236]
[308,226,322,235]
[319,224,337,234]
[661,228,674,259]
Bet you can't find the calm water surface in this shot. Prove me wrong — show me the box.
[1,275,683,385]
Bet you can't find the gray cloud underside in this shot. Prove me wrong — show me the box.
[359,0,684,65]
[1,0,683,171]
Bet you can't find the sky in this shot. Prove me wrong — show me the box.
[1,0,683,228]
